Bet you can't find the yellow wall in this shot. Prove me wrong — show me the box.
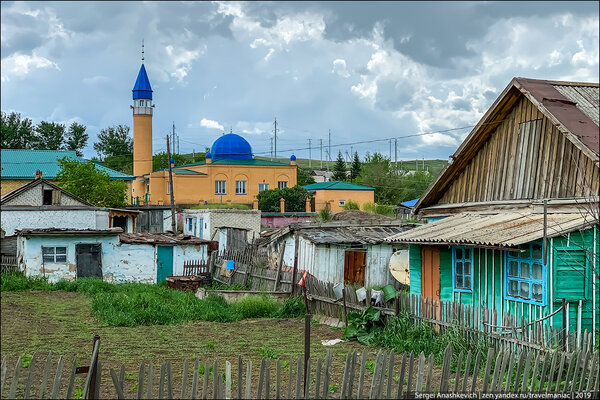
[132,113,153,196]
[145,163,297,205]
[312,189,375,213]
[1,179,31,196]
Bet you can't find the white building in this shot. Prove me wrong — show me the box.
[181,209,261,243]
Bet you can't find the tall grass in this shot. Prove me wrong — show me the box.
[1,272,298,327]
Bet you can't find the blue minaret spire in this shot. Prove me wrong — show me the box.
[132,40,153,100]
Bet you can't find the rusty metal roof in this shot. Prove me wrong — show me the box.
[119,232,213,245]
[300,225,412,245]
[385,212,598,248]
[17,228,123,235]
[516,78,599,157]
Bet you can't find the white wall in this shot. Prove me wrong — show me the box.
[2,210,110,236]
[18,234,208,284]
[181,209,261,242]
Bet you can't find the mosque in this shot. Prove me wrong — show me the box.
[130,61,297,206]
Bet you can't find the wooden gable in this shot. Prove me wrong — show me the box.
[416,78,599,213]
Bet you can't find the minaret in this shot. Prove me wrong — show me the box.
[131,41,153,200]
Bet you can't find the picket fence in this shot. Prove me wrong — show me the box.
[1,338,598,399]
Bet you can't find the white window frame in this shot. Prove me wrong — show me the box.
[42,246,67,263]
[278,181,288,189]
[258,183,269,193]
[215,180,226,195]
[235,180,247,195]
[339,200,346,207]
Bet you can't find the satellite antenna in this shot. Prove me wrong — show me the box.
[388,249,410,288]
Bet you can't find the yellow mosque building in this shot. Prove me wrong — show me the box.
[129,62,297,206]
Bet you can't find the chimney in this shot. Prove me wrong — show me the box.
[35,170,43,180]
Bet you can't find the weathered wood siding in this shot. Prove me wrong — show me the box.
[438,96,600,204]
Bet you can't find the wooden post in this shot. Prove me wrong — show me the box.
[273,242,286,291]
[342,284,348,327]
[562,298,567,352]
[88,335,100,400]
[291,234,299,295]
[166,135,176,232]
[303,282,310,396]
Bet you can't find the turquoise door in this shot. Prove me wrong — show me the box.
[157,246,173,282]
[197,218,203,238]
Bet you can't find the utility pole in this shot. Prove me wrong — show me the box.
[172,122,176,154]
[389,139,392,160]
[308,139,312,168]
[320,139,323,169]
[273,118,278,159]
[166,135,176,233]
[394,139,398,165]
[270,138,273,161]
[328,129,331,165]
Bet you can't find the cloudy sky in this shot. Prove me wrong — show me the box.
[1,1,598,162]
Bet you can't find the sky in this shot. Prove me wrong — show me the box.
[1,1,598,163]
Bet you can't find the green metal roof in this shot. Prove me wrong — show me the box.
[0,149,134,180]
[179,158,293,167]
[303,181,375,191]
[154,167,206,175]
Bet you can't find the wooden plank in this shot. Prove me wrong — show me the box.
[51,355,64,399]
[303,358,310,399]
[585,353,598,392]
[406,352,415,395]
[202,362,209,400]
[520,350,534,393]
[553,353,566,393]
[425,354,434,393]
[504,350,515,393]
[244,360,252,400]
[386,351,395,398]
[313,358,320,400]
[295,358,302,400]
[569,351,583,393]
[454,351,464,393]
[415,352,425,393]
[213,360,219,400]
[481,347,495,392]
[396,352,407,398]
[147,361,155,399]
[488,350,503,393]
[8,356,22,400]
[528,353,541,392]
[181,359,189,399]
[158,361,166,400]
[24,352,38,399]
[544,352,557,394]
[110,367,126,400]
[273,241,286,291]
[561,352,576,394]
[66,355,77,400]
[439,345,452,393]
[537,352,550,393]
[577,351,590,392]
[138,361,146,400]
[347,351,357,399]
[38,351,53,399]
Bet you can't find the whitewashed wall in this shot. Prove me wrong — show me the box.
[1,210,109,236]
[2,183,86,206]
[18,234,208,284]
[181,209,261,242]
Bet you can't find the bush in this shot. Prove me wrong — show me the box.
[231,295,280,319]
[314,208,333,222]
[277,296,305,318]
[343,200,360,210]
[362,202,395,217]
[362,202,377,214]
[1,271,53,292]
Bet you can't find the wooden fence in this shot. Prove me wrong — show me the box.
[0,255,18,273]
[1,341,598,399]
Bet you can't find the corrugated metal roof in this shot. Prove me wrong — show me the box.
[553,84,599,126]
[303,181,375,191]
[119,232,213,245]
[17,228,123,235]
[0,149,134,180]
[301,225,411,245]
[385,212,598,248]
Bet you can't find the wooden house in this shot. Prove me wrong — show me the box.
[386,77,599,346]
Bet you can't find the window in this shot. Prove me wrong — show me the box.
[235,180,247,195]
[215,180,226,195]
[339,200,346,207]
[278,181,288,189]
[453,247,473,292]
[43,189,53,205]
[505,242,545,305]
[42,246,67,263]
[166,180,172,195]
[186,218,196,234]
[258,183,269,192]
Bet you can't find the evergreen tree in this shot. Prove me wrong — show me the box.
[33,121,65,150]
[332,150,347,181]
[0,111,35,149]
[64,122,89,156]
[350,151,361,182]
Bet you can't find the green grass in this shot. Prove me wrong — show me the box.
[1,272,293,327]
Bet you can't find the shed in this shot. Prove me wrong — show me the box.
[261,220,415,287]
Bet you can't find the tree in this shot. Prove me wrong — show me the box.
[152,152,191,171]
[55,157,127,207]
[350,151,361,182]
[357,152,402,204]
[332,151,347,181]
[33,121,65,150]
[397,170,436,202]
[93,124,133,160]
[296,168,315,186]
[64,122,88,156]
[1,111,35,149]
[257,185,313,212]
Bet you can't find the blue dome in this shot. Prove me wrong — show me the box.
[210,133,253,160]
[290,155,296,161]
[205,152,212,159]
